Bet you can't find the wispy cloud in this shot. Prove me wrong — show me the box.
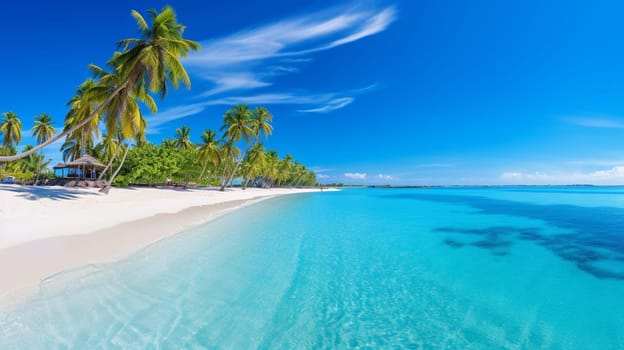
[566,116,624,129]
[317,174,331,179]
[145,103,207,134]
[182,2,395,113]
[145,4,395,132]
[500,166,624,185]
[376,173,392,180]
[186,5,395,69]
[345,172,367,179]
[310,166,334,173]
[298,97,354,113]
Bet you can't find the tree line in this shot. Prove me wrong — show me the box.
[0,6,316,190]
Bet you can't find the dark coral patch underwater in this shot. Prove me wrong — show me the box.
[387,193,624,280]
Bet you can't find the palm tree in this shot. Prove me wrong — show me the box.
[87,64,154,138]
[174,125,194,150]
[252,106,273,143]
[0,144,15,157]
[31,113,56,146]
[222,104,255,144]
[0,112,22,149]
[197,129,220,183]
[241,143,267,188]
[161,138,176,148]
[63,80,101,161]
[86,64,151,192]
[21,145,50,185]
[0,6,198,163]
[263,150,280,188]
[96,132,121,180]
[279,153,294,186]
[218,141,240,189]
[60,139,85,163]
[219,104,256,190]
[115,7,199,99]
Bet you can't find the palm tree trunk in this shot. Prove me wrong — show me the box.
[220,151,233,189]
[219,144,253,191]
[0,81,129,163]
[34,165,40,186]
[242,177,253,190]
[98,144,121,181]
[99,142,130,194]
[198,160,209,184]
[219,158,242,191]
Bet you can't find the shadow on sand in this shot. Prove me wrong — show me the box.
[0,184,100,201]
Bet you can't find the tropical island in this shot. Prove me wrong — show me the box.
[2,2,624,349]
[0,6,321,299]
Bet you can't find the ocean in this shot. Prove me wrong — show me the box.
[1,187,623,349]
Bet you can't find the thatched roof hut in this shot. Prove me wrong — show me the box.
[53,155,106,180]
[53,155,106,170]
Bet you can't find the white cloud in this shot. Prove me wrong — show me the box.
[182,3,395,112]
[204,89,363,113]
[567,116,624,129]
[376,173,393,180]
[310,166,334,174]
[206,92,326,106]
[140,4,395,132]
[185,5,395,68]
[500,166,624,185]
[317,174,330,179]
[345,172,367,179]
[298,97,354,113]
[145,103,207,134]
[201,74,271,97]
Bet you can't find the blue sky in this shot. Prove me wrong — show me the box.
[3,0,624,185]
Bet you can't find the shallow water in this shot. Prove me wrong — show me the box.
[1,187,624,349]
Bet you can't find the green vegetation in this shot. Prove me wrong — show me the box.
[0,145,52,183]
[0,112,22,149]
[0,7,316,190]
[111,105,317,188]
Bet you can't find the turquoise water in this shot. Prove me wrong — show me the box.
[2,187,624,349]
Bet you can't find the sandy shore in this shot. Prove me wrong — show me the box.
[0,185,322,299]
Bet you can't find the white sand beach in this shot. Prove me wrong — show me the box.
[0,185,323,298]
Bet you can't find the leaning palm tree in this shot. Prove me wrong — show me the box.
[174,125,193,150]
[0,6,198,163]
[262,150,280,188]
[95,132,121,180]
[86,63,152,190]
[218,141,240,189]
[63,79,102,160]
[100,97,149,193]
[31,113,56,146]
[0,112,22,149]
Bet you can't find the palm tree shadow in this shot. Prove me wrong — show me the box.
[0,185,99,201]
